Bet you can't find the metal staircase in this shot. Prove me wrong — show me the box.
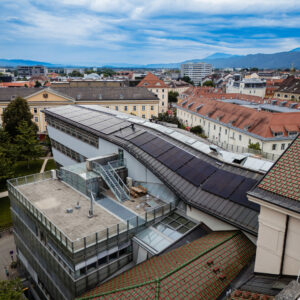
[91,161,130,202]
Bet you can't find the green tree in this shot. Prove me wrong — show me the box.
[248,142,261,151]
[190,125,203,135]
[0,278,23,300]
[15,121,42,169]
[2,97,37,138]
[168,91,179,103]
[250,67,258,72]
[69,70,83,77]
[202,80,215,87]
[34,80,41,88]
[181,76,194,85]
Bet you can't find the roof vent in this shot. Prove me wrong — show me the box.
[213,266,220,273]
[98,94,102,100]
[66,208,73,213]
[75,202,80,209]
[11,95,16,100]
[76,94,81,100]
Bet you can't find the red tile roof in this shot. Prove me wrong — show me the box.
[137,72,168,89]
[258,134,300,201]
[77,231,255,300]
[0,82,32,87]
[178,96,300,138]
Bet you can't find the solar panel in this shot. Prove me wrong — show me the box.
[229,178,259,211]
[90,119,124,131]
[157,147,194,171]
[202,170,245,198]
[101,122,131,135]
[130,132,157,146]
[80,116,112,126]
[176,158,217,186]
[140,138,174,158]
[114,128,143,140]
[70,112,98,122]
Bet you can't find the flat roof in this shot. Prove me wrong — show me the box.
[18,179,122,241]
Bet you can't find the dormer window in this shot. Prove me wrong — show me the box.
[155,82,161,86]
[181,100,187,106]
[288,131,297,136]
[187,102,194,108]
[143,83,149,86]
[274,132,283,137]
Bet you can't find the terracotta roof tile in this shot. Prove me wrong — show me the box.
[77,231,255,300]
[137,72,168,88]
[258,135,300,201]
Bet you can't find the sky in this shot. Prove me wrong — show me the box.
[0,0,300,66]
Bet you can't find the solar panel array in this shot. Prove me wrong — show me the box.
[48,106,259,211]
[48,106,131,135]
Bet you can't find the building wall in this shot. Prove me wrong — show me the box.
[275,92,300,102]
[0,90,159,133]
[148,87,168,113]
[176,107,294,157]
[180,63,212,85]
[250,200,300,276]
[226,84,266,98]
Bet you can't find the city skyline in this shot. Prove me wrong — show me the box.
[1,0,300,66]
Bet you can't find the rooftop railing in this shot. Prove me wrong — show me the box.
[7,171,175,254]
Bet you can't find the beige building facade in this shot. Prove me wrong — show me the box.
[0,87,159,133]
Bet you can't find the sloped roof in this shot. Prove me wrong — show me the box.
[0,87,158,102]
[276,76,300,94]
[137,72,168,89]
[258,134,300,201]
[78,231,255,300]
[178,96,300,138]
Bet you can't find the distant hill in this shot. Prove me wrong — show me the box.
[1,48,300,69]
[0,59,58,67]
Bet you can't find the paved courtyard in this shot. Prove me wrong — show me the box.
[0,231,17,280]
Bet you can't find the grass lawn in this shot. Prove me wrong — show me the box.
[0,196,12,229]
[45,159,57,171]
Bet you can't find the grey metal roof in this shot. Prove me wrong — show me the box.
[0,86,158,102]
[44,105,264,235]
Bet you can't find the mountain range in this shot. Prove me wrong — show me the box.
[1,48,300,69]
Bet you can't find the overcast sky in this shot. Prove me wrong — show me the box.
[1,0,300,65]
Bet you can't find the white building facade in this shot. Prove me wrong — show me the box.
[180,62,212,85]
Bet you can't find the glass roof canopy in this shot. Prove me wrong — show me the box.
[134,212,197,254]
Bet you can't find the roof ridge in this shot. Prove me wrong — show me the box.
[77,231,240,300]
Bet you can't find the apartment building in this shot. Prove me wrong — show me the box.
[275,76,300,101]
[0,87,159,133]
[17,65,48,77]
[180,62,212,85]
[168,80,192,94]
[137,72,168,113]
[226,76,266,98]
[176,94,300,159]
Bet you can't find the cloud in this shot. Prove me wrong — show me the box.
[0,0,299,64]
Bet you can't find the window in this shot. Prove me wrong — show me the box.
[133,106,136,111]
[162,102,164,106]
[162,89,164,92]
[124,106,128,111]
[219,127,221,132]
[281,143,285,150]
[284,94,288,98]
[277,93,280,97]
[151,106,154,111]
[239,135,242,141]
[142,106,145,111]
[249,139,251,144]
[162,94,164,99]
[115,106,119,111]
[214,125,216,130]
[151,114,154,119]
[34,108,37,113]
[34,117,38,122]
[272,144,277,150]
[232,132,235,139]
[142,114,145,118]
[225,129,227,135]
[156,89,158,93]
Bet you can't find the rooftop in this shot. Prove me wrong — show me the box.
[137,72,168,89]
[17,178,121,241]
[277,76,300,95]
[78,231,255,300]
[249,134,300,212]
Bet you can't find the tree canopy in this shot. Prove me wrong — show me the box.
[69,70,83,77]
[0,278,23,300]
[168,91,179,103]
[15,121,42,168]
[2,97,37,138]
[202,80,215,87]
[181,76,194,85]
[34,80,42,88]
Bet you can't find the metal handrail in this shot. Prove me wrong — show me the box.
[107,161,130,198]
